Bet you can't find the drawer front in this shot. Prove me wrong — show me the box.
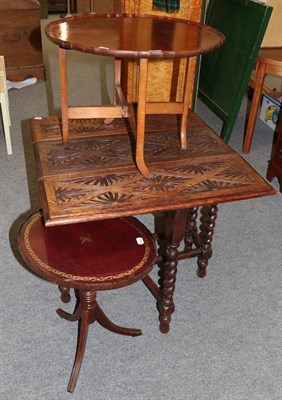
[0,10,43,69]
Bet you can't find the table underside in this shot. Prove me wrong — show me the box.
[31,111,275,226]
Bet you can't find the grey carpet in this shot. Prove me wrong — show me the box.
[0,15,281,400]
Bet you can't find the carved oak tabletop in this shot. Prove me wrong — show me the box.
[45,13,225,178]
[30,112,275,333]
[31,112,275,226]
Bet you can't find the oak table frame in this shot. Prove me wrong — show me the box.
[45,13,224,178]
[30,112,275,333]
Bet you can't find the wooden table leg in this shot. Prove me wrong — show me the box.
[158,208,189,333]
[197,204,218,278]
[66,289,142,393]
[67,290,94,393]
[184,206,199,250]
[113,58,121,106]
[136,58,152,179]
[242,61,267,154]
[59,286,71,303]
[180,58,191,150]
[59,47,69,145]
[66,0,72,15]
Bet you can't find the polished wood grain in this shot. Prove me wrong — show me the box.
[31,112,275,226]
[45,13,224,177]
[18,211,156,392]
[120,0,204,103]
[30,111,275,333]
[45,13,224,59]
[0,0,45,81]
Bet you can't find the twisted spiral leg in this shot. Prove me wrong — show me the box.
[184,207,199,250]
[197,204,218,278]
[158,209,188,333]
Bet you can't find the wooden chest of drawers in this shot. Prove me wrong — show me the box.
[47,0,66,12]
[0,0,45,81]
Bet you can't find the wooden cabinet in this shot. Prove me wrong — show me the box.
[47,0,67,12]
[0,0,45,81]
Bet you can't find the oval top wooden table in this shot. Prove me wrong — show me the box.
[45,13,225,178]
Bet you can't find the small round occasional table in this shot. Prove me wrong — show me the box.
[45,13,224,178]
[18,211,156,392]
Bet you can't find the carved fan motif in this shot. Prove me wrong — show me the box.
[32,113,275,224]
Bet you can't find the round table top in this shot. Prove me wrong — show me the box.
[18,212,156,290]
[45,13,225,59]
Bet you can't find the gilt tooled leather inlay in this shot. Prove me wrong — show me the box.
[23,213,152,282]
[31,113,275,225]
[80,234,93,244]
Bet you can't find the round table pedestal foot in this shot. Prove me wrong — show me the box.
[159,320,170,334]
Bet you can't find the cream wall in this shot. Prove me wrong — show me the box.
[261,0,282,92]
[261,0,282,47]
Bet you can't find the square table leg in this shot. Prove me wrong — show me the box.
[179,57,191,150]
[242,60,267,154]
[57,48,193,178]
[136,58,152,178]
[59,47,69,145]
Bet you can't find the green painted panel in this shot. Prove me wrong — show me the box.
[198,0,272,142]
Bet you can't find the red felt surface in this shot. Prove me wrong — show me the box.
[19,213,156,285]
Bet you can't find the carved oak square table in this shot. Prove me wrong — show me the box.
[45,13,224,178]
[30,112,275,333]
